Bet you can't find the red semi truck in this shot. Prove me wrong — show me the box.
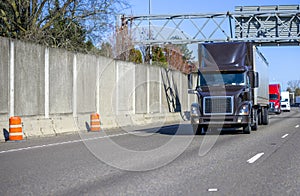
[269,84,281,114]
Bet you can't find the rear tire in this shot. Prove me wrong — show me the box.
[257,109,262,125]
[262,107,269,125]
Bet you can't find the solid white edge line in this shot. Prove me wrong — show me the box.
[281,134,289,139]
[247,152,264,164]
[0,132,134,154]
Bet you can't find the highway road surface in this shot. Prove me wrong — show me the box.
[1,108,300,195]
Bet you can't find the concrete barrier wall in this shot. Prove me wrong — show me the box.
[135,64,148,114]
[14,40,45,116]
[0,37,191,140]
[49,47,73,114]
[0,37,9,118]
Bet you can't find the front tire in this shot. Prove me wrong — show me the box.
[193,125,207,135]
[251,109,258,131]
[243,124,251,134]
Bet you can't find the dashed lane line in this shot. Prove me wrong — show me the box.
[247,153,264,164]
[281,134,289,139]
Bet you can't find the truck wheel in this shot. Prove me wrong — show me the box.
[192,124,199,135]
[262,107,269,125]
[251,109,258,131]
[257,109,262,125]
[192,125,207,135]
[243,124,251,134]
[200,126,208,135]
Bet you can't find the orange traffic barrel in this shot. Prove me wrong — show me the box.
[9,116,23,141]
[90,113,101,131]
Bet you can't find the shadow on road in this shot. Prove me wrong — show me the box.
[145,124,244,136]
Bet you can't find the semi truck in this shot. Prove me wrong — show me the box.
[280,91,290,112]
[269,84,281,114]
[295,96,300,107]
[188,42,269,134]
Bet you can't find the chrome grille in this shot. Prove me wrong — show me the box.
[203,96,233,115]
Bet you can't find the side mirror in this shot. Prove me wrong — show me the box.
[249,71,259,88]
[188,74,193,89]
[188,89,197,94]
[254,72,259,88]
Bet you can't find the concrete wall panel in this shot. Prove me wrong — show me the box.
[116,60,135,114]
[135,64,147,114]
[0,37,9,115]
[49,48,73,114]
[76,53,97,113]
[98,57,116,116]
[14,40,45,116]
[149,66,160,113]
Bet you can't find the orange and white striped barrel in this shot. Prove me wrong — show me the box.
[9,116,23,141]
[90,113,101,131]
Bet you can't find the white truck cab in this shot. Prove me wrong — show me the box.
[281,91,291,112]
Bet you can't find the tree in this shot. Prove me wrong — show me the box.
[129,48,142,64]
[287,80,300,96]
[99,42,113,58]
[287,80,300,91]
[295,88,300,97]
[0,0,129,52]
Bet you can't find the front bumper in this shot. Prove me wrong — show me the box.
[268,107,280,113]
[191,115,250,127]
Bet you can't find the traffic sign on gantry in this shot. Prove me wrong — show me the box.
[119,5,300,46]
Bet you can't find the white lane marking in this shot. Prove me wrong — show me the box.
[208,188,218,192]
[0,132,132,154]
[281,134,289,139]
[247,153,264,164]
[295,125,299,128]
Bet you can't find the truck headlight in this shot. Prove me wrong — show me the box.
[238,104,249,115]
[191,105,200,116]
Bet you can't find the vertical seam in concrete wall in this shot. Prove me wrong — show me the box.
[116,61,119,115]
[159,68,162,113]
[180,73,182,113]
[96,58,100,114]
[45,48,49,118]
[133,64,136,114]
[73,54,77,117]
[9,40,14,117]
[147,65,150,114]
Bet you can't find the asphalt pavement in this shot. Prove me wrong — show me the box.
[1,108,300,195]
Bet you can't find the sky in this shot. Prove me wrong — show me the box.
[124,0,300,90]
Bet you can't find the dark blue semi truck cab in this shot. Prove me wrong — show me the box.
[189,42,269,134]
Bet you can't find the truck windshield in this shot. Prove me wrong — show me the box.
[199,72,246,87]
[269,94,278,100]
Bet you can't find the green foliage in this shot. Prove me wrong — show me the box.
[287,80,300,96]
[129,48,143,64]
[152,46,167,67]
[170,35,195,62]
[99,42,113,58]
[0,0,129,53]
[295,88,300,97]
